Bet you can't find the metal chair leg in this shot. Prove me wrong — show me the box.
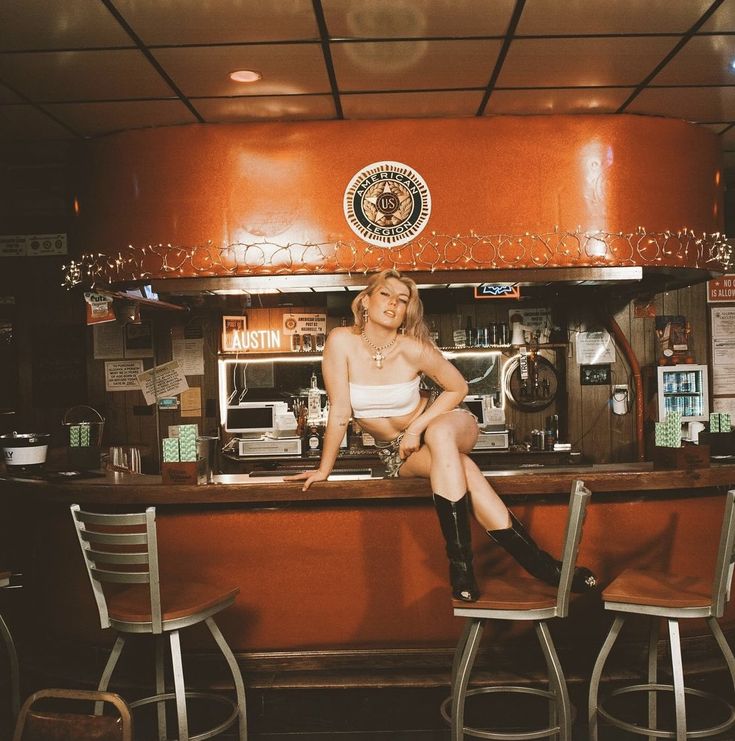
[647,617,660,741]
[707,616,735,692]
[667,619,686,741]
[451,619,484,741]
[451,620,474,696]
[0,611,19,720]
[155,634,168,741]
[588,614,626,741]
[96,634,126,715]
[206,616,248,741]
[536,621,570,741]
[169,630,189,741]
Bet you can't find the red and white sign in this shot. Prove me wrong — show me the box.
[708,274,735,303]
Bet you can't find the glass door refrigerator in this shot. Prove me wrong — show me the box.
[657,364,709,422]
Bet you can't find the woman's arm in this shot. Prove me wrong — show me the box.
[404,342,469,438]
[285,328,353,490]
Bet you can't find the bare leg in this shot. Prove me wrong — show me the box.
[399,411,510,529]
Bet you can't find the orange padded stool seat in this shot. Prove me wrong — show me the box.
[440,480,592,741]
[71,505,247,741]
[588,488,735,740]
[1,569,20,723]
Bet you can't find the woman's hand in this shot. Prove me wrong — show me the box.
[283,469,329,491]
[399,430,422,459]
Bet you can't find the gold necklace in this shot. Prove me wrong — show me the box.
[361,330,397,369]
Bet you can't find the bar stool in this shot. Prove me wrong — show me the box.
[588,488,735,741]
[12,688,133,741]
[70,504,248,741]
[0,569,20,723]
[440,479,592,741]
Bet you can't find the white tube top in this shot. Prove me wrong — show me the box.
[349,377,422,419]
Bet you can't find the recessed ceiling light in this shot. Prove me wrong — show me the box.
[229,69,262,83]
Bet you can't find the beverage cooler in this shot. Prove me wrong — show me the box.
[657,364,709,422]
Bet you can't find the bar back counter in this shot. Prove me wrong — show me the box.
[1,462,734,734]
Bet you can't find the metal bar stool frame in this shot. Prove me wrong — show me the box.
[70,504,248,741]
[12,687,133,741]
[0,569,20,723]
[588,488,735,741]
[440,479,592,741]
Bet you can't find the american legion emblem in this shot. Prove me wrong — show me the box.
[343,161,431,247]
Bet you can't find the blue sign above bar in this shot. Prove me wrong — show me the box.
[474,284,521,299]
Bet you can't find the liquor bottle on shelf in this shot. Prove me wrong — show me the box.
[452,313,467,348]
[429,320,440,346]
[307,372,321,424]
[465,316,475,347]
[305,424,322,452]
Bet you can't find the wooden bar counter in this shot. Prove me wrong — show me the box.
[1,462,734,692]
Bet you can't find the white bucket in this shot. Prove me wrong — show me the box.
[0,432,51,468]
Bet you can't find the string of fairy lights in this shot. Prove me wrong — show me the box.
[61,227,732,288]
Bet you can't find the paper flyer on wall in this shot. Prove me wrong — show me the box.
[105,359,144,392]
[137,360,189,405]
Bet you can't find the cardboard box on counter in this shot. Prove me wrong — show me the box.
[653,444,710,471]
[161,460,207,485]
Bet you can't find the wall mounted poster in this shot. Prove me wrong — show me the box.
[711,306,735,396]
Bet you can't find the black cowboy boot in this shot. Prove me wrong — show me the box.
[432,493,480,602]
[488,511,597,593]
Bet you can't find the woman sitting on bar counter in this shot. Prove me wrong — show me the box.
[287,269,596,602]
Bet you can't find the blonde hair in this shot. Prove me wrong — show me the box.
[350,269,433,346]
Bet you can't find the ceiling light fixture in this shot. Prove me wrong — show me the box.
[229,69,262,83]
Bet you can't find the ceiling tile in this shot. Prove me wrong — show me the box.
[332,39,502,91]
[342,90,483,118]
[0,49,175,102]
[626,86,735,121]
[195,95,336,122]
[112,0,319,45]
[486,87,631,115]
[0,104,75,139]
[322,0,515,38]
[0,0,131,51]
[516,0,713,35]
[653,35,735,85]
[700,122,732,134]
[720,125,735,147]
[44,100,197,137]
[699,1,735,32]
[497,37,678,87]
[0,82,22,104]
[153,44,330,97]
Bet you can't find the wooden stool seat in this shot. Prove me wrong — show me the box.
[588,489,735,741]
[108,582,239,624]
[443,481,592,741]
[602,568,712,610]
[452,575,558,612]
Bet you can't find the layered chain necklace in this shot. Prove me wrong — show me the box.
[361,330,398,369]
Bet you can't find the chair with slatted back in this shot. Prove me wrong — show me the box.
[12,688,132,741]
[440,479,592,741]
[0,569,20,723]
[70,504,247,741]
[588,488,735,741]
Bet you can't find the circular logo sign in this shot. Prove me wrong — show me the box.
[343,161,431,247]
